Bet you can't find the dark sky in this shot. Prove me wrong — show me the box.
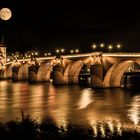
[0,1,140,54]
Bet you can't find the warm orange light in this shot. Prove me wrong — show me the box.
[117,44,121,49]
[108,45,113,50]
[7,58,10,62]
[61,49,64,52]
[70,50,74,53]
[92,44,96,49]
[35,52,38,55]
[100,43,104,48]
[75,49,79,53]
[56,49,59,53]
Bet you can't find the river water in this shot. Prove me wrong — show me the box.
[0,80,140,130]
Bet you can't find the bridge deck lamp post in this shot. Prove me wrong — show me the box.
[75,49,79,53]
[92,44,97,52]
[56,49,60,53]
[100,43,104,52]
[61,49,65,53]
[116,44,121,52]
[70,50,74,54]
[108,45,113,52]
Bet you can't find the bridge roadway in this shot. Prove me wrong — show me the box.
[1,52,140,88]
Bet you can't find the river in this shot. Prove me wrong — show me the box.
[0,80,140,130]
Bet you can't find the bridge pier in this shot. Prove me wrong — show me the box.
[28,65,39,82]
[90,63,103,89]
[12,66,20,81]
[0,69,5,79]
[53,65,64,84]
[6,65,12,79]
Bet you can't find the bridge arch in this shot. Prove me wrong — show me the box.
[67,60,84,84]
[64,56,97,84]
[103,60,136,87]
[37,62,52,81]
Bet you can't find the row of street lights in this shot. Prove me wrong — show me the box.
[92,43,122,52]
[7,43,122,62]
[55,49,79,54]
[7,49,80,62]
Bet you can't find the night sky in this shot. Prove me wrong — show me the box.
[0,1,140,54]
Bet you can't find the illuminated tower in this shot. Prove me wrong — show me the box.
[0,36,6,66]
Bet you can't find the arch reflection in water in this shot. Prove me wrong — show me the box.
[77,88,94,109]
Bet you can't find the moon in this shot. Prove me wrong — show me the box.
[0,8,12,21]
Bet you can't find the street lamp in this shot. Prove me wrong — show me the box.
[92,44,97,52]
[100,43,104,48]
[35,52,38,56]
[56,49,59,53]
[100,43,104,52]
[75,49,79,53]
[116,44,121,51]
[61,49,64,53]
[70,50,74,53]
[108,45,113,52]
[48,52,51,56]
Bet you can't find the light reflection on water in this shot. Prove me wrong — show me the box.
[0,80,140,134]
[77,88,94,109]
[128,95,140,125]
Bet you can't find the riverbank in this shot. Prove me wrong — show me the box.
[0,113,140,140]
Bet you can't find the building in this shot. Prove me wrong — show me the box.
[0,37,6,66]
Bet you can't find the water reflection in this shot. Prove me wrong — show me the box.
[0,80,140,134]
[89,120,123,137]
[128,95,140,125]
[48,86,70,128]
[77,88,94,109]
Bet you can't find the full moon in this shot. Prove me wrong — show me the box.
[0,8,12,21]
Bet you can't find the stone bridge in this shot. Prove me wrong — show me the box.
[1,52,140,88]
